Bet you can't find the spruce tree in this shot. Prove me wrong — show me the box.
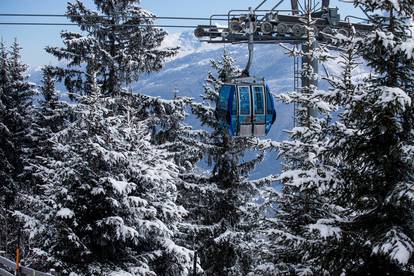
[0,40,15,257]
[22,1,198,273]
[310,1,414,273]
[250,7,343,274]
[20,66,72,210]
[12,66,71,270]
[0,42,12,206]
[25,92,194,275]
[179,52,277,275]
[254,1,414,272]
[46,0,177,96]
[36,66,72,135]
[0,40,35,259]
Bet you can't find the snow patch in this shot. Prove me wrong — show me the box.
[372,228,414,265]
[56,208,75,219]
[308,219,341,239]
[107,178,135,195]
[161,31,221,60]
[109,271,133,276]
[378,86,411,109]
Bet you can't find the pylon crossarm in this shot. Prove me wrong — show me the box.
[194,3,372,45]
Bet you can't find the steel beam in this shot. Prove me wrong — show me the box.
[291,0,299,14]
[194,12,372,45]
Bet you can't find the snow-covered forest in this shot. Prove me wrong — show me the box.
[1,0,414,275]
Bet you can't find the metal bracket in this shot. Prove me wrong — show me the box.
[194,0,372,45]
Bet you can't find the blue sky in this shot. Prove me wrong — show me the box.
[0,0,363,68]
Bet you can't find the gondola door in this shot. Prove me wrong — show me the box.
[252,85,266,136]
[265,85,276,135]
[238,86,252,136]
[229,87,238,136]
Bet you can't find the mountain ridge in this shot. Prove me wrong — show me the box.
[29,30,366,178]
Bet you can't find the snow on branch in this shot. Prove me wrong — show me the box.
[308,219,341,239]
[373,228,414,266]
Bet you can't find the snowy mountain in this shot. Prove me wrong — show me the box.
[28,30,354,178]
[134,31,297,178]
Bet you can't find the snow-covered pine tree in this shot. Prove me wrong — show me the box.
[46,0,177,96]
[0,40,15,257]
[12,66,73,269]
[150,93,201,173]
[250,6,345,274]
[6,39,36,190]
[23,91,194,275]
[0,39,36,259]
[312,1,414,274]
[22,1,198,273]
[33,66,73,144]
[17,65,73,231]
[179,52,277,275]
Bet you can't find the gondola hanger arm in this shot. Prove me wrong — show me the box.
[242,7,255,77]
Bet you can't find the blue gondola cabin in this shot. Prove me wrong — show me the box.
[216,77,276,137]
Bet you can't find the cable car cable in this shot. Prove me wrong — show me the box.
[0,13,229,28]
[0,22,203,28]
[0,13,228,21]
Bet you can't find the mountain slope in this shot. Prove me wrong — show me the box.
[29,31,363,178]
[134,31,297,178]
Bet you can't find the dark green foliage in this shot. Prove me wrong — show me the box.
[251,0,414,272]
[24,93,194,275]
[318,0,414,272]
[0,39,36,259]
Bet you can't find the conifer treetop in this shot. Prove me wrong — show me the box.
[46,0,178,96]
